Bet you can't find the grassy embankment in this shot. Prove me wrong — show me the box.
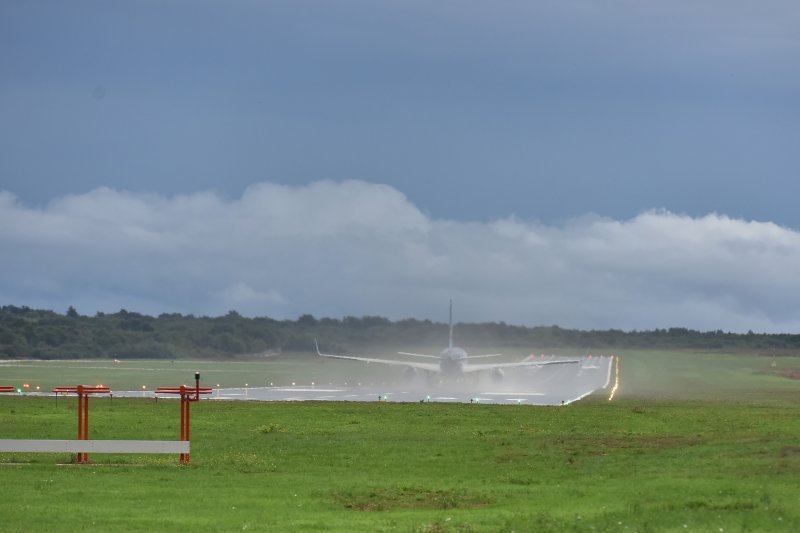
[1,350,799,531]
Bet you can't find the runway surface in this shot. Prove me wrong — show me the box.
[110,355,614,405]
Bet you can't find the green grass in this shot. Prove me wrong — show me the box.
[1,350,800,531]
[2,396,800,531]
[0,355,400,391]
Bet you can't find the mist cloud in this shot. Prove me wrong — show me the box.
[1,181,798,333]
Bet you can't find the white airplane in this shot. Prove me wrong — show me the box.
[315,301,580,380]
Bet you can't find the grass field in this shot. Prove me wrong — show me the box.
[0,354,424,392]
[2,351,800,531]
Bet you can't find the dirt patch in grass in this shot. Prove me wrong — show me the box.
[777,446,800,473]
[773,368,800,380]
[494,450,529,463]
[579,435,705,451]
[333,487,491,511]
[779,446,800,458]
[684,499,758,511]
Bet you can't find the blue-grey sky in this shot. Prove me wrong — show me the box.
[2,1,800,331]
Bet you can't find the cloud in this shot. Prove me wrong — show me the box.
[1,182,799,332]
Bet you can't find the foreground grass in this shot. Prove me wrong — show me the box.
[2,395,799,531]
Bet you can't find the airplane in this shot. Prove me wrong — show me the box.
[315,301,580,380]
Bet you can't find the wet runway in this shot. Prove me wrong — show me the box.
[111,355,614,405]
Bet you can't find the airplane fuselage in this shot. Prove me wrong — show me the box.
[438,346,468,375]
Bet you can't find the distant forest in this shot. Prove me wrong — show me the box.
[1,305,797,360]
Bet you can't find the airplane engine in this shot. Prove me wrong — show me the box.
[403,366,418,380]
[491,368,504,382]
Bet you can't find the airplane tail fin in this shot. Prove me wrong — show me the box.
[448,299,454,349]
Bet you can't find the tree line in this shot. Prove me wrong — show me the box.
[0,304,796,359]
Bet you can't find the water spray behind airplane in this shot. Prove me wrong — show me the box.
[315,300,580,379]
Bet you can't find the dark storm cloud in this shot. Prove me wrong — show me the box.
[1,1,799,226]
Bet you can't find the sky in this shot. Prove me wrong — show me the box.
[1,1,799,332]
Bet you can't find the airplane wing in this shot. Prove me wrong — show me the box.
[461,359,581,374]
[397,352,441,359]
[316,341,441,373]
[463,353,502,359]
[398,352,501,360]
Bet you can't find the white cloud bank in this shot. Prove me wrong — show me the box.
[1,181,799,333]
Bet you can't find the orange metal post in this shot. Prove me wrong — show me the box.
[82,392,89,463]
[179,390,185,443]
[154,382,211,464]
[76,386,85,463]
[179,386,186,464]
[184,394,191,464]
[52,385,110,465]
[77,386,83,443]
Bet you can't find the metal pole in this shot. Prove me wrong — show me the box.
[76,386,83,463]
[185,397,191,464]
[83,392,89,463]
[179,385,186,464]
